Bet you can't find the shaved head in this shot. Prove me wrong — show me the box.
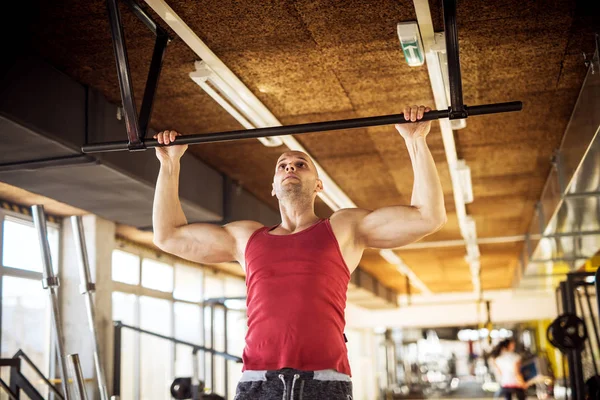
[272,151,323,203]
[276,151,318,176]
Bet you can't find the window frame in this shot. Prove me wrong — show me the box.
[0,206,60,396]
[111,240,221,396]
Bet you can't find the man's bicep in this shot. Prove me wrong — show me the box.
[356,205,437,249]
[159,223,238,264]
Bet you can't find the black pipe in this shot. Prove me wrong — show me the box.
[139,32,169,138]
[564,277,585,399]
[210,304,215,393]
[596,268,600,327]
[10,370,44,400]
[82,101,523,153]
[14,350,64,399]
[0,378,18,400]
[114,321,242,362]
[442,0,465,117]
[113,322,122,397]
[223,307,228,400]
[0,154,98,172]
[576,290,599,376]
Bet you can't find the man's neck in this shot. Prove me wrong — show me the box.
[278,200,319,233]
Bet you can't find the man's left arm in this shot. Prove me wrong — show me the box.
[354,105,447,249]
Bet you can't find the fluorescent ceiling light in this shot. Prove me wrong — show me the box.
[397,22,425,67]
[456,159,474,204]
[190,62,283,147]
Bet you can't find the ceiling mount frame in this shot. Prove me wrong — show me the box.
[104,0,171,151]
[83,0,523,153]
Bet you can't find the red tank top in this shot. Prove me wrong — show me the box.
[242,219,352,375]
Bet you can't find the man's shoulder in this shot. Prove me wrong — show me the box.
[330,208,370,225]
[225,220,265,234]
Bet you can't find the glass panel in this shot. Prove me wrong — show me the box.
[112,292,138,400]
[204,274,225,300]
[203,306,213,393]
[112,249,140,285]
[141,259,173,292]
[1,276,51,397]
[227,309,246,400]
[174,264,203,302]
[2,218,59,273]
[174,302,202,377]
[224,276,246,298]
[213,307,225,396]
[140,296,172,400]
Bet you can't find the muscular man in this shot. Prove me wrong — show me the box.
[152,105,446,399]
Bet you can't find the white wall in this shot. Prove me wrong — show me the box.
[347,289,558,330]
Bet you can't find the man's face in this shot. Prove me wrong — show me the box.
[272,151,323,200]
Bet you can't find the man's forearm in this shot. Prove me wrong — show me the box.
[153,160,188,243]
[405,136,446,223]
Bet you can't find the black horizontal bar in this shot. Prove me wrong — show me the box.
[0,359,19,368]
[0,154,97,172]
[114,321,242,362]
[82,101,523,153]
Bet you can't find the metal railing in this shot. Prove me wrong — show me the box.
[112,321,242,398]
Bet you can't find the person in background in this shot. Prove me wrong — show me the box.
[490,339,526,400]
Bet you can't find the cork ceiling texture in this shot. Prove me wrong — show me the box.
[21,0,600,294]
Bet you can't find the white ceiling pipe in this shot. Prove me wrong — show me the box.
[413,0,482,293]
[397,234,527,250]
[145,0,431,293]
[194,61,270,128]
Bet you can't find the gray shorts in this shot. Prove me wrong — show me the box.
[234,368,353,400]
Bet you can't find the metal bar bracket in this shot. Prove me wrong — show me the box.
[106,0,171,150]
[87,0,523,153]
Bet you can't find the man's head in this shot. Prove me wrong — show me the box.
[271,151,323,204]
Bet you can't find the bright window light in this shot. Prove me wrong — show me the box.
[2,218,59,273]
[141,259,173,293]
[112,250,140,285]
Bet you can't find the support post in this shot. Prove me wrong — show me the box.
[563,277,584,399]
[70,216,110,400]
[112,322,122,397]
[31,205,71,400]
[106,0,145,150]
[442,0,467,118]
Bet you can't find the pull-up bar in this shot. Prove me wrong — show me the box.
[82,0,523,154]
[82,101,522,153]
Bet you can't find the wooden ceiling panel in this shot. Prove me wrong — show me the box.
[12,0,598,296]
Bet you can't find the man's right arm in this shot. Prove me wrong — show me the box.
[151,130,262,265]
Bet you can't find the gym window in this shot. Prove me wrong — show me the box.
[0,208,60,399]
